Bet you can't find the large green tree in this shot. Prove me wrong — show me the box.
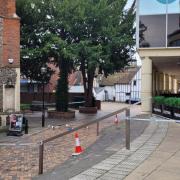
[17,0,74,112]
[17,0,135,108]
[59,0,135,107]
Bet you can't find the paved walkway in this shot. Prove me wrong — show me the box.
[3,102,177,180]
[69,117,168,180]
[34,118,148,180]
[125,122,180,180]
[0,103,142,179]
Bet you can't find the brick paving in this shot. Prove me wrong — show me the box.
[0,102,138,180]
[70,118,168,180]
[0,119,115,179]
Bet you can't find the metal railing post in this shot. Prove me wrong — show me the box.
[97,122,99,136]
[126,108,130,150]
[24,118,28,134]
[39,141,44,175]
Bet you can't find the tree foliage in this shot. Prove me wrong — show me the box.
[17,0,135,107]
[57,0,135,106]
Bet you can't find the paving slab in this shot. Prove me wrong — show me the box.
[70,118,168,180]
[34,106,148,180]
[125,122,180,180]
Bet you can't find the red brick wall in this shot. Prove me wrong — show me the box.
[0,0,16,17]
[20,93,85,104]
[2,18,20,67]
[0,0,20,67]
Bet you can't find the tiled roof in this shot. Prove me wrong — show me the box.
[100,66,141,86]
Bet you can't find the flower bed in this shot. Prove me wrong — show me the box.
[153,96,180,120]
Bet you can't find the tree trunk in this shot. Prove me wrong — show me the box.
[56,60,69,112]
[84,70,95,107]
[85,70,94,107]
[81,58,95,107]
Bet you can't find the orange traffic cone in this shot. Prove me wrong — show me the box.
[114,114,118,125]
[72,132,83,156]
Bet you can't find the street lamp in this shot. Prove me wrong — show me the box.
[41,66,47,127]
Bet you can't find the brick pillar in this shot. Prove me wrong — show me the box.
[0,0,16,17]
[0,0,20,112]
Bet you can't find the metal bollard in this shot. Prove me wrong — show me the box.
[24,117,28,134]
[39,141,44,175]
[97,122,99,136]
[125,109,130,150]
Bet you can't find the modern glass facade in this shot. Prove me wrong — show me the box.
[137,0,180,48]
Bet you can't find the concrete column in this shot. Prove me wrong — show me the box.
[169,75,172,92]
[174,79,178,93]
[159,73,164,92]
[141,57,152,113]
[2,84,5,112]
[152,69,156,96]
[0,85,3,111]
[169,75,174,93]
[15,68,20,112]
[155,72,160,93]
[165,74,169,91]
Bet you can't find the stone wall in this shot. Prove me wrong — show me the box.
[0,86,2,112]
[0,18,2,66]
[0,0,20,113]
[0,18,3,111]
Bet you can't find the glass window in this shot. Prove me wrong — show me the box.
[167,0,180,47]
[139,15,166,47]
[138,0,180,48]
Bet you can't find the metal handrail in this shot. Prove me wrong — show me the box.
[38,107,130,174]
[43,107,128,143]
[38,97,153,175]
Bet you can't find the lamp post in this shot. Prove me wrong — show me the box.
[41,66,47,127]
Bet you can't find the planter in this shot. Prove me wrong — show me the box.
[172,107,180,120]
[153,96,180,120]
[48,110,75,119]
[152,103,163,115]
[95,100,101,110]
[163,105,173,118]
[79,106,97,114]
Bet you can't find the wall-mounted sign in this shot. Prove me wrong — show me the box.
[157,0,176,4]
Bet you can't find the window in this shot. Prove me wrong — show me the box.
[138,0,180,48]
[133,80,137,86]
[126,92,131,96]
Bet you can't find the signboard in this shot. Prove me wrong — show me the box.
[157,0,176,4]
[9,114,23,132]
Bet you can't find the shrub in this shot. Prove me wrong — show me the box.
[174,98,180,108]
[153,96,165,105]
[20,104,31,110]
[164,97,175,107]
[160,97,180,108]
